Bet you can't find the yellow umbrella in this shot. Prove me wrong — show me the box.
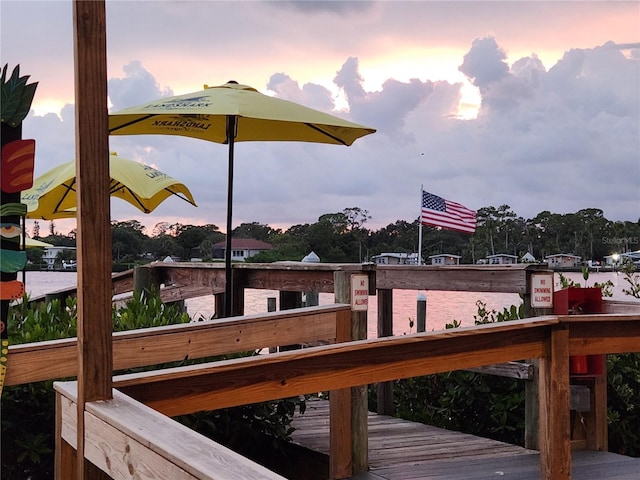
[24,237,53,248]
[109,81,376,316]
[22,153,197,219]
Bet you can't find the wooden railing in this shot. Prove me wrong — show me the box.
[11,263,640,479]
[5,304,350,386]
[50,311,640,479]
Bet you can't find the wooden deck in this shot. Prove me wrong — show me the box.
[290,399,640,480]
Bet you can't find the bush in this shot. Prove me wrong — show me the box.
[370,300,640,457]
[2,290,305,479]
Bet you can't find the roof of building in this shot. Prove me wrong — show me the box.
[544,253,581,259]
[212,238,273,250]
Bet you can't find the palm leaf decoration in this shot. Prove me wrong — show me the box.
[1,64,38,128]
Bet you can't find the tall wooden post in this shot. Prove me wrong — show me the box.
[523,266,554,450]
[73,1,112,478]
[539,326,571,480]
[376,288,394,415]
[333,270,369,476]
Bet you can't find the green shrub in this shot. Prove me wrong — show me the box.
[2,290,305,479]
[372,299,640,457]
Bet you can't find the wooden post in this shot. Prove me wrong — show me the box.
[231,268,245,316]
[539,326,571,480]
[268,297,277,353]
[279,291,302,351]
[133,264,163,296]
[334,270,368,476]
[73,1,112,478]
[330,307,353,479]
[214,292,224,319]
[525,358,540,450]
[416,292,427,332]
[55,390,77,480]
[376,288,394,415]
[523,266,554,450]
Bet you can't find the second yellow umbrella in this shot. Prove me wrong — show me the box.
[22,153,197,219]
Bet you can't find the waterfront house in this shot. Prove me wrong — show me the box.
[545,253,582,268]
[42,246,77,270]
[371,252,419,265]
[211,238,273,262]
[428,254,461,265]
[486,254,518,265]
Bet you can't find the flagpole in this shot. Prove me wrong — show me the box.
[418,185,423,265]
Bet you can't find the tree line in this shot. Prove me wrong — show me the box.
[27,205,640,266]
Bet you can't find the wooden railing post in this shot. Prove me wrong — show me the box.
[330,307,354,479]
[523,266,554,450]
[55,390,77,480]
[377,288,394,415]
[333,270,369,477]
[539,326,571,480]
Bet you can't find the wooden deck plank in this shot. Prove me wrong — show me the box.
[290,399,639,480]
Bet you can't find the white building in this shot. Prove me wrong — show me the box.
[486,254,518,265]
[545,254,582,268]
[42,246,77,269]
[428,254,461,266]
[371,252,419,265]
[212,238,273,262]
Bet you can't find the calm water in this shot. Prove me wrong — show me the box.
[22,270,637,338]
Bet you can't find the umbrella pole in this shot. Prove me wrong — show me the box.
[224,115,236,317]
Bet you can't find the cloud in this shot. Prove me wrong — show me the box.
[5,2,638,236]
[108,61,174,111]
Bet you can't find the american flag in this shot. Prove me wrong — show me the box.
[421,190,476,234]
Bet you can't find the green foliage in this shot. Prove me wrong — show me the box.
[2,290,304,479]
[1,64,38,127]
[558,271,615,297]
[8,295,78,342]
[620,261,640,299]
[473,299,524,324]
[382,297,640,457]
[607,353,640,456]
[391,371,526,445]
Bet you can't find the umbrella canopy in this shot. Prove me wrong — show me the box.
[109,81,376,316]
[22,153,197,219]
[24,237,54,248]
[108,82,376,145]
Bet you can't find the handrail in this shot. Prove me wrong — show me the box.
[5,304,350,386]
[114,316,562,416]
[53,312,640,480]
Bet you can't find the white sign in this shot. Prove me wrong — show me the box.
[531,273,554,308]
[351,274,369,311]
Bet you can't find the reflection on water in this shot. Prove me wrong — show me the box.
[22,270,638,338]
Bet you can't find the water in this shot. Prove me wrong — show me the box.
[21,270,638,338]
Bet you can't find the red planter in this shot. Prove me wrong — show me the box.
[554,287,604,376]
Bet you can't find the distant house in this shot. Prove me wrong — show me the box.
[42,246,76,270]
[428,254,461,266]
[486,254,518,265]
[211,238,273,262]
[371,252,419,265]
[520,252,537,263]
[545,253,582,268]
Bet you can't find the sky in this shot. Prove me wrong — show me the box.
[2,0,639,237]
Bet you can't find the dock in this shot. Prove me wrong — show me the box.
[290,399,640,480]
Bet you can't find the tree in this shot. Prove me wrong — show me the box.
[174,224,224,260]
[111,220,148,263]
[233,222,281,241]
